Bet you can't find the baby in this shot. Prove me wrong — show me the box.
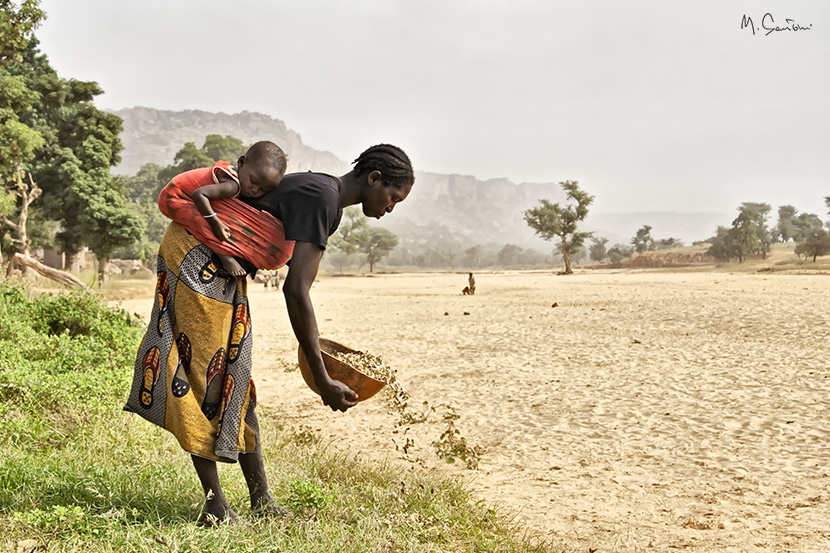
[162,140,287,276]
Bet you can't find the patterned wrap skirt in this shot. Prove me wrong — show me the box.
[124,222,259,462]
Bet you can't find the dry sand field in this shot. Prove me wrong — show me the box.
[116,270,830,553]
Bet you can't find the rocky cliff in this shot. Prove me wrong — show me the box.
[110,108,725,252]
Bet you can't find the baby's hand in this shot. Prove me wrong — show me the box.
[209,218,231,242]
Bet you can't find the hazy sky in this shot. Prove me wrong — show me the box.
[36,0,828,215]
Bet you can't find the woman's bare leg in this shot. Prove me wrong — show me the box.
[239,450,287,516]
[191,455,239,525]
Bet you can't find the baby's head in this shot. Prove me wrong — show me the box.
[237,140,287,197]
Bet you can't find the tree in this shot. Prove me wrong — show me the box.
[6,34,142,272]
[795,228,830,262]
[607,243,634,268]
[0,0,45,271]
[523,180,594,275]
[729,209,761,263]
[463,245,482,268]
[775,205,798,242]
[705,226,733,262]
[791,212,823,243]
[329,206,369,256]
[631,225,654,254]
[655,237,684,250]
[360,227,398,272]
[497,243,522,267]
[589,237,608,263]
[202,134,246,164]
[740,202,772,259]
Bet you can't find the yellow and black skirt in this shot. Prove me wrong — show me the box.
[124,223,259,462]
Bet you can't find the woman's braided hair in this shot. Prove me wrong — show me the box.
[352,144,414,188]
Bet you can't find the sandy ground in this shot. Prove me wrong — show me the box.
[115,270,830,552]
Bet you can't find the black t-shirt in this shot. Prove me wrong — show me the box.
[241,171,343,251]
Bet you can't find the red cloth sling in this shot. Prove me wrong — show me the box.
[157,161,294,270]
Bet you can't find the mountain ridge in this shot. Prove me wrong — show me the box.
[111,107,726,250]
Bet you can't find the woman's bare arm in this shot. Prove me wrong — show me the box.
[282,241,357,411]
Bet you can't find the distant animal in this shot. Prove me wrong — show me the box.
[462,286,471,295]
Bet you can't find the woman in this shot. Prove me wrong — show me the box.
[125,144,414,525]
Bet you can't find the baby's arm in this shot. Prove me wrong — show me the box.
[191,180,241,241]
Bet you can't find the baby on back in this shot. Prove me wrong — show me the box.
[159,140,287,276]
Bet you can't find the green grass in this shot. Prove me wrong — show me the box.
[0,283,558,553]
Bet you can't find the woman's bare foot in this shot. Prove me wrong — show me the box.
[251,494,289,518]
[198,495,240,527]
[217,254,247,278]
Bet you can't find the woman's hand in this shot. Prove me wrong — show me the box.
[319,378,358,412]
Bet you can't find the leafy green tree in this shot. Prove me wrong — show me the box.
[202,134,247,164]
[0,0,45,268]
[115,164,169,262]
[523,180,594,275]
[589,237,608,262]
[775,205,798,242]
[360,227,398,272]
[740,202,772,259]
[795,228,830,262]
[6,35,142,272]
[631,225,654,254]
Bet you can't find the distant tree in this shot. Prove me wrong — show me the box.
[589,237,609,262]
[825,196,830,230]
[157,142,214,186]
[631,225,654,254]
[775,205,798,242]
[497,243,522,267]
[82,179,145,280]
[202,134,246,164]
[523,181,594,275]
[329,206,369,256]
[792,212,823,243]
[571,245,588,265]
[729,209,761,263]
[705,226,733,262]
[795,228,830,262]
[739,202,772,259]
[655,237,684,250]
[115,167,169,262]
[463,245,482,268]
[607,243,634,268]
[360,227,398,272]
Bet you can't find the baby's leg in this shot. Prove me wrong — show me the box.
[217,254,247,278]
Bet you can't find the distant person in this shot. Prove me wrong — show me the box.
[468,272,476,295]
[157,140,289,277]
[126,143,415,526]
